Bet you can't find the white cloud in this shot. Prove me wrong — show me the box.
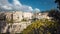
[12,0,33,12]
[0,0,9,5]
[0,0,13,11]
[13,0,22,6]
[2,5,12,10]
[0,0,40,12]
[28,6,33,11]
[34,8,40,11]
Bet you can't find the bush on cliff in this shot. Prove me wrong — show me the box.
[21,19,58,34]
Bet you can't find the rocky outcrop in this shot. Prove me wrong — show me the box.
[0,21,31,33]
[0,11,51,34]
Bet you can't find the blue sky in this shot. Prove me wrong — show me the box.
[9,0,57,11]
[21,0,57,11]
[0,0,57,12]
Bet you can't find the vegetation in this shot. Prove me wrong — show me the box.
[48,9,60,34]
[55,0,60,9]
[21,19,58,34]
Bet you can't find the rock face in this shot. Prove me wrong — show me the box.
[0,21,7,33]
[13,11,23,22]
[0,21,31,33]
[0,11,51,33]
[0,11,32,33]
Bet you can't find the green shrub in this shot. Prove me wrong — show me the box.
[21,19,58,34]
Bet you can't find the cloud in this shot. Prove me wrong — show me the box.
[0,0,40,12]
[12,0,33,12]
[2,5,12,10]
[0,0,13,11]
[34,8,40,11]
[13,0,22,6]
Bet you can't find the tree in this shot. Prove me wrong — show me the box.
[55,0,60,10]
[48,9,60,23]
[48,9,60,34]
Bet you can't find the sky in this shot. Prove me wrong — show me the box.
[20,0,57,11]
[0,0,57,12]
